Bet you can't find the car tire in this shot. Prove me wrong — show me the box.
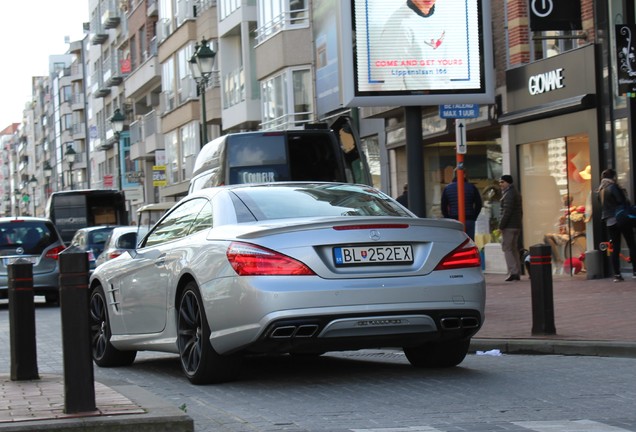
[177,282,242,384]
[403,338,470,368]
[89,285,137,367]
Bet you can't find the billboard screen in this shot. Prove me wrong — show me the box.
[343,0,494,106]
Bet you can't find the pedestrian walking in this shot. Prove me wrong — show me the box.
[441,170,483,239]
[597,168,636,282]
[396,184,409,208]
[499,174,523,281]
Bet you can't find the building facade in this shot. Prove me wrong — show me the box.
[6,0,636,276]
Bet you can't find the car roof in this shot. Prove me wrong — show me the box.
[74,225,119,232]
[0,216,54,223]
[136,202,176,213]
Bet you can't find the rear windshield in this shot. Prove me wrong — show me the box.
[231,184,411,221]
[87,228,113,256]
[228,134,290,184]
[0,220,60,256]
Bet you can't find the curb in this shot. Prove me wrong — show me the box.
[471,338,636,358]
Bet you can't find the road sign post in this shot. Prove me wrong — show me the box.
[439,105,478,234]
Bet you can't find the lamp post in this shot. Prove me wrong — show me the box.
[65,145,77,190]
[43,161,53,200]
[110,109,126,191]
[189,37,216,148]
[29,175,38,217]
[14,188,21,216]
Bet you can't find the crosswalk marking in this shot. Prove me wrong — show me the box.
[512,420,631,431]
[351,421,632,432]
[350,427,442,432]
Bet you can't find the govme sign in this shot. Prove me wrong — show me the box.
[528,67,565,95]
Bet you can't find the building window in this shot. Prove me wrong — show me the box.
[256,0,308,43]
[219,0,241,20]
[181,122,198,178]
[164,130,180,184]
[158,0,174,41]
[532,31,578,61]
[261,67,313,130]
[162,57,175,112]
[178,44,196,104]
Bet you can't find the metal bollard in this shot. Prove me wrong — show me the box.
[59,247,96,414]
[529,244,556,335]
[8,259,39,381]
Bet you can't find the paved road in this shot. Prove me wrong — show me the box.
[2,303,636,432]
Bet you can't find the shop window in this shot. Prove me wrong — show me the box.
[519,134,591,274]
[424,141,502,247]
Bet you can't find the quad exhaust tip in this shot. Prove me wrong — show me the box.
[440,317,480,330]
[270,324,319,339]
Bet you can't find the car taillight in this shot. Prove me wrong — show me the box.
[434,239,481,271]
[45,245,67,260]
[109,250,124,260]
[226,242,315,276]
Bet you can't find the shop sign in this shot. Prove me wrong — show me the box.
[616,25,636,95]
[528,68,565,96]
[529,0,582,31]
[439,104,480,119]
[152,166,167,187]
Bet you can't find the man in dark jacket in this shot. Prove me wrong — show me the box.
[441,172,483,239]
[499,174,523,281]
[396,184,409,208]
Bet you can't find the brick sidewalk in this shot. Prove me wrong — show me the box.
[477,272,636,341]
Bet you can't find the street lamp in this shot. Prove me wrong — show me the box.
[110,108,126,139]
[110,109,127,191]
[189,37,216,148]
[65,145,77,190]
[29,175,38,217]
[43,161,53,202]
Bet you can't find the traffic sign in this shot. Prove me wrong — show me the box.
[456,120,467,154]
[439,104,480,119]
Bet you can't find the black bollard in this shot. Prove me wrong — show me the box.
[59,247,96,414]
[529,244,556,335]
[8,259,39,381]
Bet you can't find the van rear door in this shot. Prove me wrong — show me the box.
[330,116,372,185]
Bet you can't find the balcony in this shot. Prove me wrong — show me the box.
[90,16,108,45]
[147,0,158,17]
[130,110,162,160]
[102,7,121,30]
[103,52,128,87]
[124,45,160,99]
[71,93,84,111]
[70,64,83,82]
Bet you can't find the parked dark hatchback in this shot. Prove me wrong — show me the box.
[68,226,117,272]
[0,217,66,304]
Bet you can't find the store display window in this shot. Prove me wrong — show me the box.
[519,134,591,274]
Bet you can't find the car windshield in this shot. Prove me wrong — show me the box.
[0,220,59,256]
[232,184,411,220]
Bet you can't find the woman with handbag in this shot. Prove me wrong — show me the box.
[598,168,636,282]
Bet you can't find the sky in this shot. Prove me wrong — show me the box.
[0,1,89,129]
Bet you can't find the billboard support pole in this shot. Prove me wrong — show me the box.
[405,106,425,217]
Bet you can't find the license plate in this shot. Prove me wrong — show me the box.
[2,256,38,266]
[333,245,413,266]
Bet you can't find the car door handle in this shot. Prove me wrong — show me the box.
[155,254,166,267]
